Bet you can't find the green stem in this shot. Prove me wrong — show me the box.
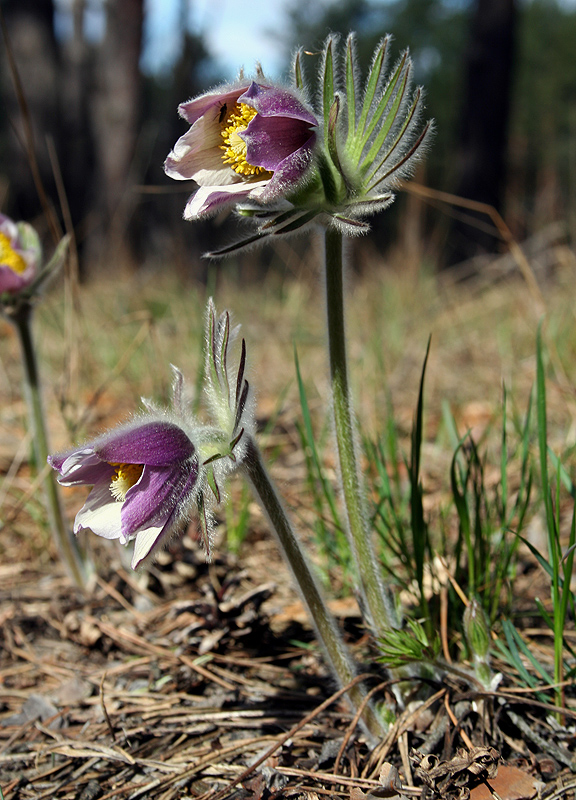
[12,303,90,586]
[243,435,386,742]
[323,227,398,638]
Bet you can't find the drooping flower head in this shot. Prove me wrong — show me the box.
[49,303,255,568]
[0,213,41,296]
[164,34,431,252]
[49,415,200,569]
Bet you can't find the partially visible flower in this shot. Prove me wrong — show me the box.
[164,80,318,219]
[0,214,41,295]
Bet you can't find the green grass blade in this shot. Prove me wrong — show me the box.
[500,384,508,520]
[294,348,344,543]
[410,337,431,620]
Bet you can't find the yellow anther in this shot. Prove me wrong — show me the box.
[109,462,144,502]
[0,232,26,275]
[220,103,270,177]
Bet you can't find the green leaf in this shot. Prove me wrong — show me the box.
[366,120,430,193]
[355,37,389,150]
[345,34,356,141]
[294,49,304,90]
[503,620,553,685]
[360,52,408,166]
[322,38,335,151]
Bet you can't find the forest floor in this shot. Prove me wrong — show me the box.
[3,232,576,799]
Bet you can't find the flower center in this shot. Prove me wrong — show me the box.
[109,462,144,502]
[220,103,268,177]
[0,232,26,275]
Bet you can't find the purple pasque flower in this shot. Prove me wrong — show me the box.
[49,418,199,569]
[164,80,318,219]
[0,214,40,295]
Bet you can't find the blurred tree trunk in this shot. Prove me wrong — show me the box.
[0,0,59,226]
[59,0,94,248]
[446,0,518,266]
[89,0,144,271]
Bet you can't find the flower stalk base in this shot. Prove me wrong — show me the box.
[13,303,91,587]
[243,435,386,742]
[323,227,398,638]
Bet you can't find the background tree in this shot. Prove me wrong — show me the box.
[1,0,576,274]
[445,0,518,265]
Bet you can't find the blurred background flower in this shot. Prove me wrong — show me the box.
[0,213,40,296]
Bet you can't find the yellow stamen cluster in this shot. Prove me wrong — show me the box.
[220,103,268,177]
[109,462,144,502]
[0,232,26,275]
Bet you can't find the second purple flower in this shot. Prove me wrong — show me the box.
[49,419,199,569]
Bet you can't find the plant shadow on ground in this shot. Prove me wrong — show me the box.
[3,242,576,798]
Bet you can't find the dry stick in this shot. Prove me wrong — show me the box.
[46,135,83,431]
[403,181,576,416]
[0,7,61,245]
[203,673,381,800]
[333,681,391,777]
[402,182,545,312]
[444,693,504,800]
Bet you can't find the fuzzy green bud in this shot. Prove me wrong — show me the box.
[464,599,491,660]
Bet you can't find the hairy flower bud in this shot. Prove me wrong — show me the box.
[463,599,491,660]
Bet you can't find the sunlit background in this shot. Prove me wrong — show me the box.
[2,0,576,276]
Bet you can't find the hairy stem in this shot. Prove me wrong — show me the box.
[13,303,90,587]
[243,435,386,741]
[323,227,398,637]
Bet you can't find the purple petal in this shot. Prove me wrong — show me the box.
[178,86,249,126]
[120,461,197,533]
[49,448,112,487]
[0,264,33,293]
[239,83,318,127]
[241,114,316,173]
[129,465,199,568]
[261,143,316,202]
[95,421,195,466]
[123,461,199,567]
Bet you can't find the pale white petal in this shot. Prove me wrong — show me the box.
[193,167,238,187]
[74,483,123,540]
[184,180,269,219]
[60,449,100,478]
[165,115,228,180]
[131,523,166,568]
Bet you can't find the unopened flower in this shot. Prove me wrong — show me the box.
[164,80,318,219]
[0,214,41,295]
[289,33,431,234]
[49,417,200,569]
